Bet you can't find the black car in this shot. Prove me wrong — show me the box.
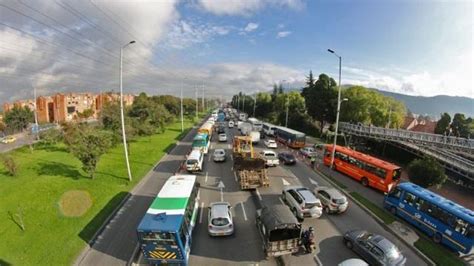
[217,126,226,134]
[278,152,296,165]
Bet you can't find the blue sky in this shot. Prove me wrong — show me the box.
[0,0,472,101]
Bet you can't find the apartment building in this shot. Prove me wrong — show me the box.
[3,92,135,124]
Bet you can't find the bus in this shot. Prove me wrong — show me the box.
[262,122,278,136]
[198,122,213,140]
[248,117,263,132]
[384,182,474,254]
[274,126,306,148]
[137,175,200,265]
[192,133,210,154]
[323,145,401,193]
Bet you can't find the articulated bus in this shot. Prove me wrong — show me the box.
[192,133,210,154]
[384,182,474,254]
[248,117,263,132]
[274,126,306,148]
[137,175,200,265]
[198,122,213,140]
[323,145,401,193]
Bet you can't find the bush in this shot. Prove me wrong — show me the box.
[2,156,18,176]
[39,128,63,145]
[407,156,447,188]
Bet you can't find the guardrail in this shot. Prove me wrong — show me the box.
[340,122,474,153]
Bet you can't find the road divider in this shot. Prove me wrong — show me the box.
[218,181,225,202]
[240,202,248,221]
[205,172,208,183]
[255,189,262,201]
[199,202,204,224]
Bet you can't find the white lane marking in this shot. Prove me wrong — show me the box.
[205,172,208,183]
[208,154,211,162]
[314,254,323,266]
[255,189,262,201]
[279,197,285,204]
[218,181,225,202]
[211,143,214,149]
[230,154,233,161]
[282,178,290,186]
[199,202,204,224]
[233,172,237,182]
[197,190,201,200]
[309,177,319,186]
[240,202,248,221]
[227,144,231,149]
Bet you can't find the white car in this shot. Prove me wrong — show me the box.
[228,121,234,128]
[282,186,323,220]
[260,150,279,167]
[264,139,277,149]
[208,202,234,236]
[300,146,316,157]
[218,133,227,142]
[213,149,226,162]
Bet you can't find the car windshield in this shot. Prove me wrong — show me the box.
[187,159,198,165]
[332,197,347,204]
[211,217,229,226]
[285,154,294,159]
[265,153,276,157]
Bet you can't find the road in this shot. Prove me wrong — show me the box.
[75,121,427,266]
[0,132,34,153]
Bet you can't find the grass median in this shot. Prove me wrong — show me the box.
[349,191,395,224]
[414,236,464,266]
[0,120,194,266]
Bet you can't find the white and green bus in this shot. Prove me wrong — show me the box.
[137,175,200,265]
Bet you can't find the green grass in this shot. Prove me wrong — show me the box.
[319,171,348,189]
[414,236,464,266]
[349,192,395,224]
[0,119,194,266]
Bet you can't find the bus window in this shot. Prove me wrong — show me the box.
[392,169,401,181]
[454,219,469,235]
[468,225,474,238]
[403,192,416,206]
[388,187,402,199]
[142,231,177,244]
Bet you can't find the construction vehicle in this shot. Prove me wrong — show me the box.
[233,136,269,190]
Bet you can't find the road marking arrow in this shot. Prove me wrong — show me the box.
[218,181,225,202]
[309,177,318,186]
[282,178,290,186]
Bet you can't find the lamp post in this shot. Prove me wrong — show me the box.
[195,85,198,120]
[120,40,135,182]
[282,80,290,128]
[253,94,256,117]
[327,48,342,170]
[180,80,184,132]
[242,94,245,113]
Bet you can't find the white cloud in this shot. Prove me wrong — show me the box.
[197,0,304,16]
[161,20,232,49]
[277,31,291,38]
[244,22,259,32]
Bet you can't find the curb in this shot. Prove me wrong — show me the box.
[74,121,200,266]
[311,165,435,266]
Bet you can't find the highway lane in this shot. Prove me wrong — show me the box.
[274,144,427,266]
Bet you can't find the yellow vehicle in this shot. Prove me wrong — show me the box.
[233,136,268,190]
[1,136,16,144]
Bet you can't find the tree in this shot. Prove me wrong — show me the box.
[278,83,284,94]
[4,106,34,132]
[39,128,63,146]
[451,113,470,138]
[0,120,6,132]
[435,113,451,135]
[78,108,94,120]
[303,73,338,135]
[302,70,315,98]
[254,92,273,119]
[2,155,18,176]
[407,156,447,188]
[64,124,113,179]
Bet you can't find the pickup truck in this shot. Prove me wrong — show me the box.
[260,150,279,167]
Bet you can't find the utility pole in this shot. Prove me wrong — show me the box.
[242,94,245,113]
[285,95,289,127]
[327,48,342,170]
[181,80,184,132]
[195,85,198,119]
[202,84,205,113]
[253,95,256,117]
[33,86,39,140]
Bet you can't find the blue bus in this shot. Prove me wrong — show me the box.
[192,133,210,154]
[137,175,200,265]
[384,182,474,253]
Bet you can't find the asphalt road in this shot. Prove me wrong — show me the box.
[0,132,34,153]
[75,122,426,266]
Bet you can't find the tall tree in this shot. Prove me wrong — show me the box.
[407,156,447,188]
[435,113,451,135]
[4,106,34,132]
[451,113,470,138]
[254,92,273,119]
[303,73,338,135]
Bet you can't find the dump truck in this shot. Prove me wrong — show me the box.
[233,136,269,190]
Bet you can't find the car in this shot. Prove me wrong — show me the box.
[213,149,226,162]
[208,202,234,236]
[228,121,234,128]
[338,258,369,266]
[259,150,279,167]
[281,186,322,220]
[264,139,277,149]
[343,230,406,266]
[300,146,316,157]
[278,152,296,165]
[218,133,227,142]
[1,136,16,144]
[315,186,349,214]
[217,126,226,134]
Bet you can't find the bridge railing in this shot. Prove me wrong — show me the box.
[340,122,474,151]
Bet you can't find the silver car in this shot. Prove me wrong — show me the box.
[315,186,349,214]
[213,149,226,162]
[208,202,234,236]
[281,186,322,220]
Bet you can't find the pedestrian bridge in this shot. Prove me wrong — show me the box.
[339,122,474,188]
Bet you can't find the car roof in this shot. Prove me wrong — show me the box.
[371,235,397,251]
[262,150,276,154]
[214,149,225,153]
[297,188,318,202]
[317,187,345,198]
[210,202,230,218]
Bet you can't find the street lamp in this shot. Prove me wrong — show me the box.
[120,40,135,182]
[327,48,342,170]
[180,79,184,132]
[253,94,256,117]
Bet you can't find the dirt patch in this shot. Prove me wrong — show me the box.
[59,190,93,217]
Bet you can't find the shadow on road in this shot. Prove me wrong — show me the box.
[317,235,351,265]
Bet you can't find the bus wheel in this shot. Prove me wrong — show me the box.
[390,207,397,215]
[361,177,369,187]
[433,233,442,244]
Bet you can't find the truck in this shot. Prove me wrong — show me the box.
[240,122,252,136]
[233,136,269,190]
[249,131,260,144]
[256,204,302,258]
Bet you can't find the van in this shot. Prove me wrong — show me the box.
[186,150,204,172]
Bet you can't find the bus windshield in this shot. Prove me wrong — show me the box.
[392,169,401,181]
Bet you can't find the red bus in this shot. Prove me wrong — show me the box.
[323,145,402,193]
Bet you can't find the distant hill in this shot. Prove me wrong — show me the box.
[371,89,474,118]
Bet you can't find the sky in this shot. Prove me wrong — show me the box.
[0,0,472,103]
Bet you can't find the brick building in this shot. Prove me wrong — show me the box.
[402,114,436,134]
[3,92,135,124]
